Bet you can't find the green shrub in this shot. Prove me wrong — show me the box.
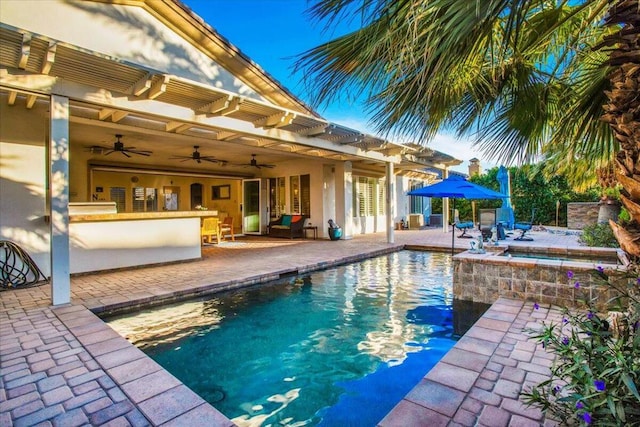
[522,267,640,425]
[619,208,631,223]
[579,223,619,248]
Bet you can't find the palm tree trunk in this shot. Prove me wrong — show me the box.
[601,0,640,257]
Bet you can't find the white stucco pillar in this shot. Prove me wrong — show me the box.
[335,161,353,239]
[386,162,394,244]
[442,168,450,233]
[49,94,71,305]
[322,164,336,239]
[395,174,408,222]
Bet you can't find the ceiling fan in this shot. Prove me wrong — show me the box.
[169,146,227,165]
[238,154,275,169]
[88,134,152,157]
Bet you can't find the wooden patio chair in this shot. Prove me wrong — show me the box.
[219,216,235,241]
[201,217,221,244]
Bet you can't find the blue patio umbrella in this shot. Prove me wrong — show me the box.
[408,175,507,254]
[496,166,515,228]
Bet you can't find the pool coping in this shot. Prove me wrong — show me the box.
[91,245,404,316]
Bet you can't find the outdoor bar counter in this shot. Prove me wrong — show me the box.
[69,205,217,274]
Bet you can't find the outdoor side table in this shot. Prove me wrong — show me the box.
[303,226,318,240]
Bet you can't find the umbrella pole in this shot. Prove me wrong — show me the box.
[451,199,455,255]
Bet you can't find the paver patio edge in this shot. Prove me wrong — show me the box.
[379,297,560,426]
[51,304,234,426]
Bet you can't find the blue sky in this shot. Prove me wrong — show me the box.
[182,0,496,174]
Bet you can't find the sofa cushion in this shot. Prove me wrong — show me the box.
[281,215,292,226]
[271,225,290,230]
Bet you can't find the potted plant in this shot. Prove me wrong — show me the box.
[327,219,342,240]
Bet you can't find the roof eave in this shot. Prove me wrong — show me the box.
[91,0,322,118]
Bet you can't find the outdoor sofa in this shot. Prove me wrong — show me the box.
[268,214,307,239]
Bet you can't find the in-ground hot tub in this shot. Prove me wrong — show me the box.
[500,246,624,265]
[453,245,627,312]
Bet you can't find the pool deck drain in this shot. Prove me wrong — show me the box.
[1,229,581,426]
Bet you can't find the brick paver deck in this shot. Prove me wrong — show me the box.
[379,298,562,427]
[1,227,582,426]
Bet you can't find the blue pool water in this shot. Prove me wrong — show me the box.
[105,251,487,426]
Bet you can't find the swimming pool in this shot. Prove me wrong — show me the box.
[105,251,488,426]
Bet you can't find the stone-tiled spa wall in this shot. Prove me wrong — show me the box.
[567,202,599,229]
[453,249,623,312]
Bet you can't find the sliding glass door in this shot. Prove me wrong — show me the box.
[242,179,265,235]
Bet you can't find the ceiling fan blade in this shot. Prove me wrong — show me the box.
[122,151,131,158]
[104,150,115,156]
[126,150,151,156]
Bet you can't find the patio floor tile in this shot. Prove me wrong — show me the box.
[378,399,450,427]
[405,379,466,417]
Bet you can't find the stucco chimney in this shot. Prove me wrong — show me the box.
[468,158,481,176]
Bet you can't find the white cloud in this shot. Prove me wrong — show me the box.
[324,114,499,174]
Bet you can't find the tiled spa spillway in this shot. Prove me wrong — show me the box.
[453,245,625,312]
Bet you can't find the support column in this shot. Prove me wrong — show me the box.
[335,161,353,239]
[386,161,395,244]
[322,164,336,239]
[442,168,450,233]
[49,94,70,305]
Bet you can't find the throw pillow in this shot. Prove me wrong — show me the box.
[281,215,292,226]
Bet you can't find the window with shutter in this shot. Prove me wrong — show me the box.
[133,187,157,212]
[110,187,126,212]
[378,178,386,215]
[353,176,375,217]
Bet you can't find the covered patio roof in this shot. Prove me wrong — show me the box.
[0,19,461,177]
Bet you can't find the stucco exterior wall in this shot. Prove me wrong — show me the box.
[69,217,201,274]
[0,141,50,276]
[395,175,410,223]
[0,97,50,275]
